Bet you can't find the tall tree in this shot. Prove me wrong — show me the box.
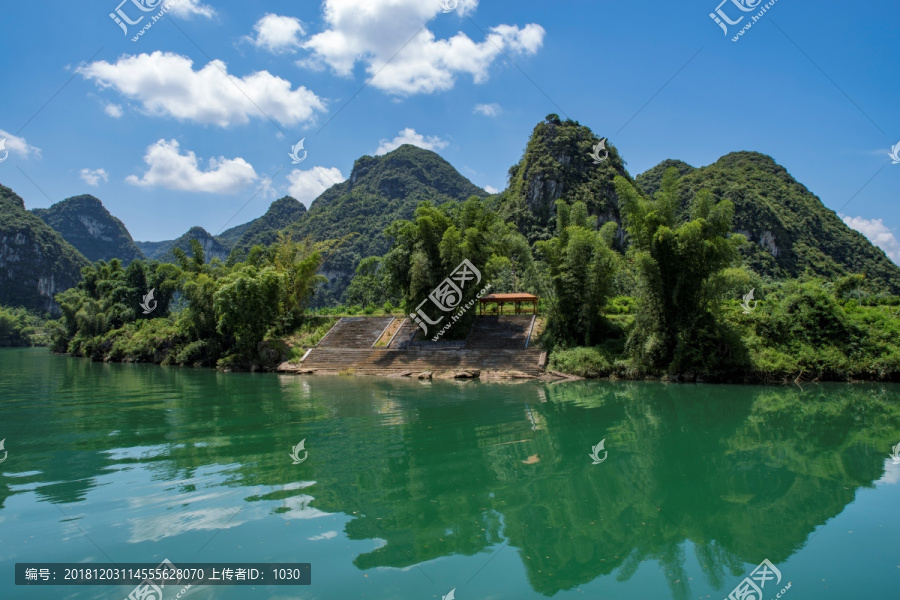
[536,200,620,346]
[615,168,744,372]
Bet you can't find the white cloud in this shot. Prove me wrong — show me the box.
[168,0,216,19]
[375,128,447,155]
[474,103,501,117]
[0,129,41,159]
[842,214,900,264]
[287,166,346,205]
[126,139,258,194]
[301,0,544,95]
[104,103,124,118]
[247,14,305,53]
[80,168,109,187]
[484,185,499,194]
[307,531,338,541]
[82,51,325,127]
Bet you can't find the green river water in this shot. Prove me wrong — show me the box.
[1,348,899,599]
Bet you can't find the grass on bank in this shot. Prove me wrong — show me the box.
[548,281,900,382]
[0,307,51,347]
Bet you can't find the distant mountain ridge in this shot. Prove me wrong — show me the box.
[0,184,89,314]
[498,116,900,293]
[286,144,487,302]
[227,196,307,262]
[32,194,143,264]
[639,152,900,293]
[137,226,231,264]
[3,119,897,314]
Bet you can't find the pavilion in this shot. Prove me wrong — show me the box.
[478,293,539,315]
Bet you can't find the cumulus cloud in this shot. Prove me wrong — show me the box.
[104,103,124,118]
[375,128,447,155]
[80,168,109,187]
[126,139,258,194]
[842,215,900,264]
[168,0,216,19]
[82,52,325,127]
[474,103,501,117]
[247,14,305,53]
[287,166,345,205]
[301,0,544,95]
[483,185,499,194]
[0,129,41,159]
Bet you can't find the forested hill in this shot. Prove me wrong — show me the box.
[0,184,89,314]
[155,226,230,264]
[496,114,633,244]
[634,159,695,195]
[500,116,898,292]
[227,196,307,263]
[32,194,144,264]
[640,152,900,293]
[286,144,487,302]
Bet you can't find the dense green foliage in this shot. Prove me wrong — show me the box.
[287,145,487,304]
[0,307,47,346]
[634,159,696,197]
[615,169,745,372]
[499,118,900,294]
[51,235,326,368]
[674,152,900,293]
[5,116,900,381]
[734,277,900,381]
[227,196,307,263]
[343,256,401,310]
[32,194,144,263]
[551,276,900,382]
[498,114,631,244]
[0,184,90,314]
[536,200,620,346]
[383,197,535,338]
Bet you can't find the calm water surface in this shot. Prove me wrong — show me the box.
[1,348,899,599]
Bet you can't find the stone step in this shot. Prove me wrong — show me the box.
[300,348,544,375]
[317,316,395,349]
[388,318,419,349]
[465,315,535,349]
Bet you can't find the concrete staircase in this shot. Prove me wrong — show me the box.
[465,315,535,349]
[298,347,545,376]
[286,315,545,377]
[388,318,419,349]
[317,316,394,348]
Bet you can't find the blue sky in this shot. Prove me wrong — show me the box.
[0,0,897,261]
